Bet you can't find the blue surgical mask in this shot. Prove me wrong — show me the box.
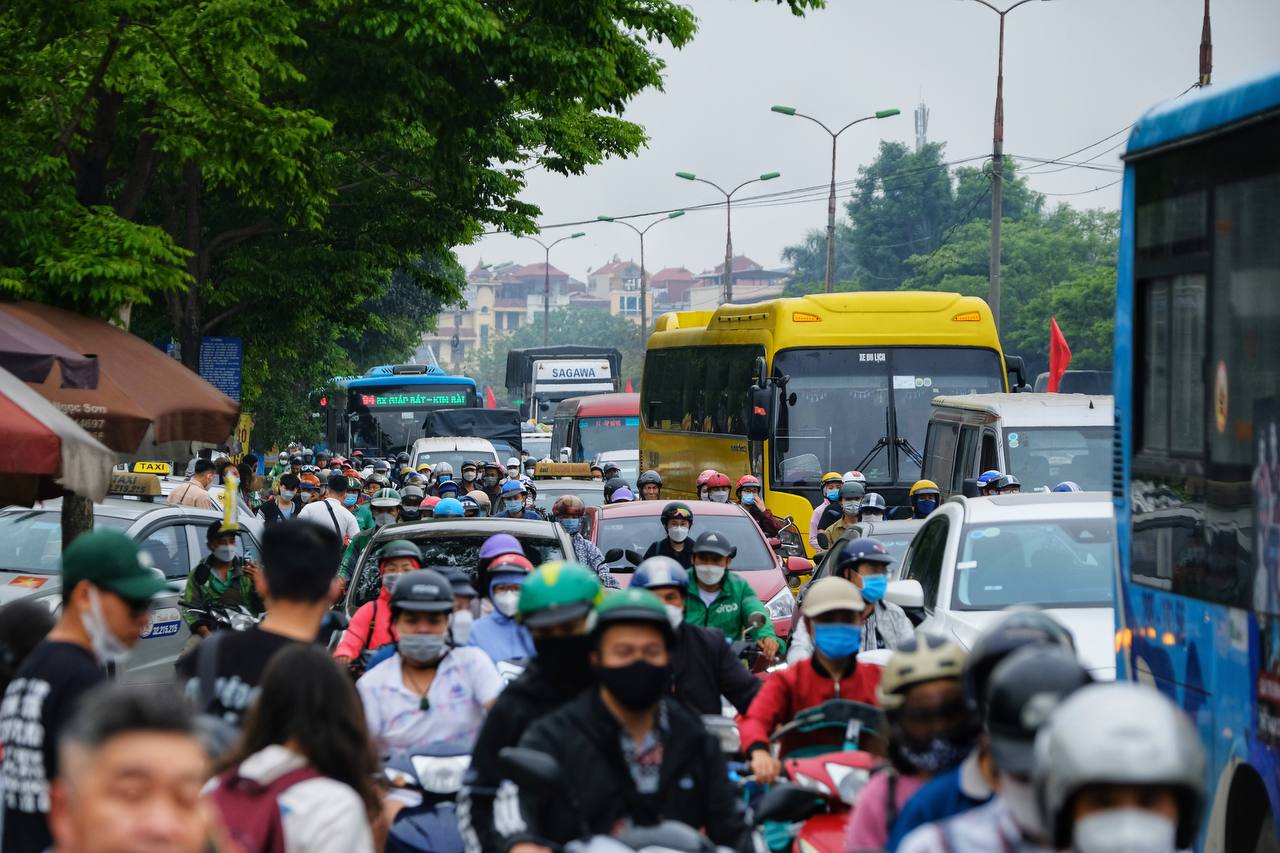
[915,498,938,516]
[343,493,358,507]
[505,499,523,513]
[860,574,887,603]
[741,492,756,506]
[813,623,862,659]
[560,517,582,534]
[825,489,840,501]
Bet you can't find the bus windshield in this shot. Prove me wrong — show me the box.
[1004,426,1112,491]
[575,416,639,460]
[348,384,474,452]
[772,347,1003,487]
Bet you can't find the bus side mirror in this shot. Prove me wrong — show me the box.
[747,385,772,442]
[962,478,980,498]
[1005,355,1028,392]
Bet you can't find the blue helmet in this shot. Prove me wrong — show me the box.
[1053,481,1082,493]
[500,480,525,497]
[631,556,688,591]
[978,470,1003,486]
[436,478,459,495]
[434,497,465,518]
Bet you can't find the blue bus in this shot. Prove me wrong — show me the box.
[1114,68,1280,850]
[322,363,478,458]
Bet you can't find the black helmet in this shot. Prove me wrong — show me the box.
[389,569,454,614]
[859,493,887,514]
[835,537,893,573]
[602,461,622,476]
[985,645,1091,776]
[602,477,628,502]
[396,451,411,464]
[962,608,1077,713]
[637,469,663,488]
[660,501,693,526]
[443,568,478,599]
[289,454,303,465]
[690,530,736,559]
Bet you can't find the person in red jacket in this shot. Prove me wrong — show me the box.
[739,576,880,783]
[735,475,786,538]
[332,539,422,667]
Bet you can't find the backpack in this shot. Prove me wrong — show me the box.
[209,764,323,853]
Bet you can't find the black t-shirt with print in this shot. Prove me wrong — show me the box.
[175,625,299,726]
[0,640,104,853]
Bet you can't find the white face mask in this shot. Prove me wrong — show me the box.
[997,774,1043,839]
[507,468,519,479]
[841,499,861,515]
[279,490,296,502]
[300,491,313,503]
[694,563,726,586]
[462,471,476,482]
[665,604,684,630]
[81,586,132,666]
[708,489,730,503]
[668,525,690,544]
[493,590,520,617]
[451,608,474,644]
[374,511,396,527]
[212,545,237,563]
[1072,807,1178,853]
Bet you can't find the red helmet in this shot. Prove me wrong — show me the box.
[552,495,587,518]
[696,469,717,487]
[706,472,732,490]
[489,553,534,575]
[423,495,441,509]
[735,474,761,492]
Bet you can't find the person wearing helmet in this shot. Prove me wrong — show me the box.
[474,533,526,598]
[356,568,502,759]
[433,496,465,519]
[521,479,547,519]
[598,460,621,482]
[1032,683,1205,853]
[642,501,696,569]
[684,530,783,660]
[460,562,605,853]
[436,477,462,502]
[992,473,1021,496]
[333,539,422,671]
[736,474,786,537]
[458,459,479,489]
[844,633,974,853]
[632,557,760,715]
[494,480,539,519]
[1052,480,1081,493]
[843,470,867,486]
[297,472,322,506]
[703,471,732,503]
[502,457,520,481]
[399,484,427,521]
[888,610,1078,849]
[265,450,290,492]
[552,495,619,589]
[499,587,745,850]
[288,454,304,478]
[977,470,1004,497]
[459,494,481,517]
[467,553,537,663]
[910,479,942,518]
[607,484,635,504]
[467,489,492,517]
[739,577,879,786]
[523,457,537,478]
[588,463,605,482]
[601,476,628,503]
[637,469,663,501]
[695,468,717,500]
[809,472,846,549]
[859,492,888,522]
[897,645,1091,853]
[179,520,266,642]
[338,487,403,590]
[820,480,867,548]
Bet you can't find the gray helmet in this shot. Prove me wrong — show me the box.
[389,568,454,614]
[839,481,866,500]
[637,469,663,488]
[859,493,887,513]
[378,539,423,564]
[1034,682,1207,850]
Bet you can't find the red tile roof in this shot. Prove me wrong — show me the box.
[650,266,696,285]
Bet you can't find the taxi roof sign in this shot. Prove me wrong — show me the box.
[534,461,592,479]
[108,472,163,498]
[132,461,172,476]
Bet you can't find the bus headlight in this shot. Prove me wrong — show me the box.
[765,588,795,622]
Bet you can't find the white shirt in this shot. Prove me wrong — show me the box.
[298,496,360,543]
[207,744,374,853]
[357,647,502,758]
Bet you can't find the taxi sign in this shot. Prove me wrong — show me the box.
[534,461,592,479]
[132,461,172,476]
[108,472,163,498]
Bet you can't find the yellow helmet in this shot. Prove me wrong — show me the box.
[877,632,966,711]
[821,471,843,486]
[909,479,941,498]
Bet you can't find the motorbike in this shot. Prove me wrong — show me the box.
[383,741,472,853]
[767,517,813,592]
[182,603,264,633]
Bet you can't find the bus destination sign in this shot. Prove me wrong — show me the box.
[359,392,468,408]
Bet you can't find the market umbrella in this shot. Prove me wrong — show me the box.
[0,366,114,506]
[0,301,239,451]
[0,309,99,388]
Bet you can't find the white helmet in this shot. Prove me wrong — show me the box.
[1034,682,1206,850]
[433,462,454,478]
[842,470,866,485]
[506,457,520,468]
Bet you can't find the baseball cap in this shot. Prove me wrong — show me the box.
[690,530,736,559]
[62,530,173,602]
[801,576,865,618]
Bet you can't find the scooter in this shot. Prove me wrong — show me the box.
[383,741,471,853]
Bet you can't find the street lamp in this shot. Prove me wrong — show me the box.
[957,0,1054,332]
[523,231,585,344]
[771,105,900,293]
[596,210,685,333]
[676,170,780,304]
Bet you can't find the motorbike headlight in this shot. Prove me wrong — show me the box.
[791,771,831,797]
[765,588,795,622]
[384,766,416,788]
[411,754,471,794]
[824,763,871,806]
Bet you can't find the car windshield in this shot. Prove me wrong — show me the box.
[523,435,552,460]
[596,513,774,571]
[1004,426,1111,492]
[599,458,639,483]
[772,347,1003,488]
[575,416,639,461]
[952,518,1114,610]
[0,510,131,574]
[413,450,493,473]
[533,483,605,513]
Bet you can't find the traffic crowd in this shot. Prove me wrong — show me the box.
[0,446,1196,853]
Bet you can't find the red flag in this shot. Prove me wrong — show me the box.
[484,385,497,409]
[625,378,633,393]
[1048,317,1073,393]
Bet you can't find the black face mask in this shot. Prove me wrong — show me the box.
[533,634,595,692]
[401,507,421,521]
[593,660,671,711]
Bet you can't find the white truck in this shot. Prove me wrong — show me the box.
[505,345,621,423]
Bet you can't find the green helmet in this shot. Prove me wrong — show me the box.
[371,487,402,508]
[591,586,674,645]
[517,561,603,629]
[378,538,422,564]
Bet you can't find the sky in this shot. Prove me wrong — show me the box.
[456,0,1280,281]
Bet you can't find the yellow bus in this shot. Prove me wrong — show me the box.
[639,291,1020,552]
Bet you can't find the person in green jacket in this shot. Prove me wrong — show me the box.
[178,520,265,639]
[340,488,403,603]
[684,530,783,660]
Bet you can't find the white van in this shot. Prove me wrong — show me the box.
[409,437,501,474]
[920,393,1113,496]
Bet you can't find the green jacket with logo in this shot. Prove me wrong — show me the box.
[685,571,784,654]
[354,502,375,531]
[178,557,264,631]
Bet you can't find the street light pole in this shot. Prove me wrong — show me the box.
[959,0,1049,332]
[771,106,900,292]
[676,171,780,304]
[596,210,685,334]
[523,232,585,345]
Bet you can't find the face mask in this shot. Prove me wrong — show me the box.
[398,632,447,665]
[1072,808,1178,853]
[279,490,296,501]
[342,493,358,507]
[997,775,1044,839]
[374,511,396,527]
[507,468,519,478]
[483,475,498,488]
[534,634,595,690]
[493,590,520,617]
[860,510,883,521]
[813,623,862,658]
[211,545,237,563]
[560,517,582,534]
[708,489,730,503]
[694,563,725,586]
[462,471,476,482]
[668,525,689,544]
[504,499,523,514]
[740,492,757,506]
[860,574,887,603]
[594,660,671,710]
[300,491,313,503]
[915,498,938,516]
[81,586,132,666]
[825,489,841,501]
[665,604,684,630]
[842,499,860,515]
[894,733,972,775]
[450,609,474,645]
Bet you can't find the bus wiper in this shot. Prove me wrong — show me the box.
[895,437,924,468]
[855,437,889,472]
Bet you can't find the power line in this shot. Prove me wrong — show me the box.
[1036,179,1122,197]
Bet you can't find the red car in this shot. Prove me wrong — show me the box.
[585,501,803,640]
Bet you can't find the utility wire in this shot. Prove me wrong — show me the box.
[1036,179,1122,197]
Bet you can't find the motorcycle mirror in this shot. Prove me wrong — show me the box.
[746,611,767,631]
[816,532,829,550]
[603,548,624,563]
[752,783,824,825]
[497,747,564,793]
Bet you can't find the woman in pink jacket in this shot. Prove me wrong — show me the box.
[333,539,422,667]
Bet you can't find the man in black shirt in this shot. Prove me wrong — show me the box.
[176,521,343,726]
[641,502,695,569]
[0,530,172,853]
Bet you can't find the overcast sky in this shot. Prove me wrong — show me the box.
[456,0,1280,281]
